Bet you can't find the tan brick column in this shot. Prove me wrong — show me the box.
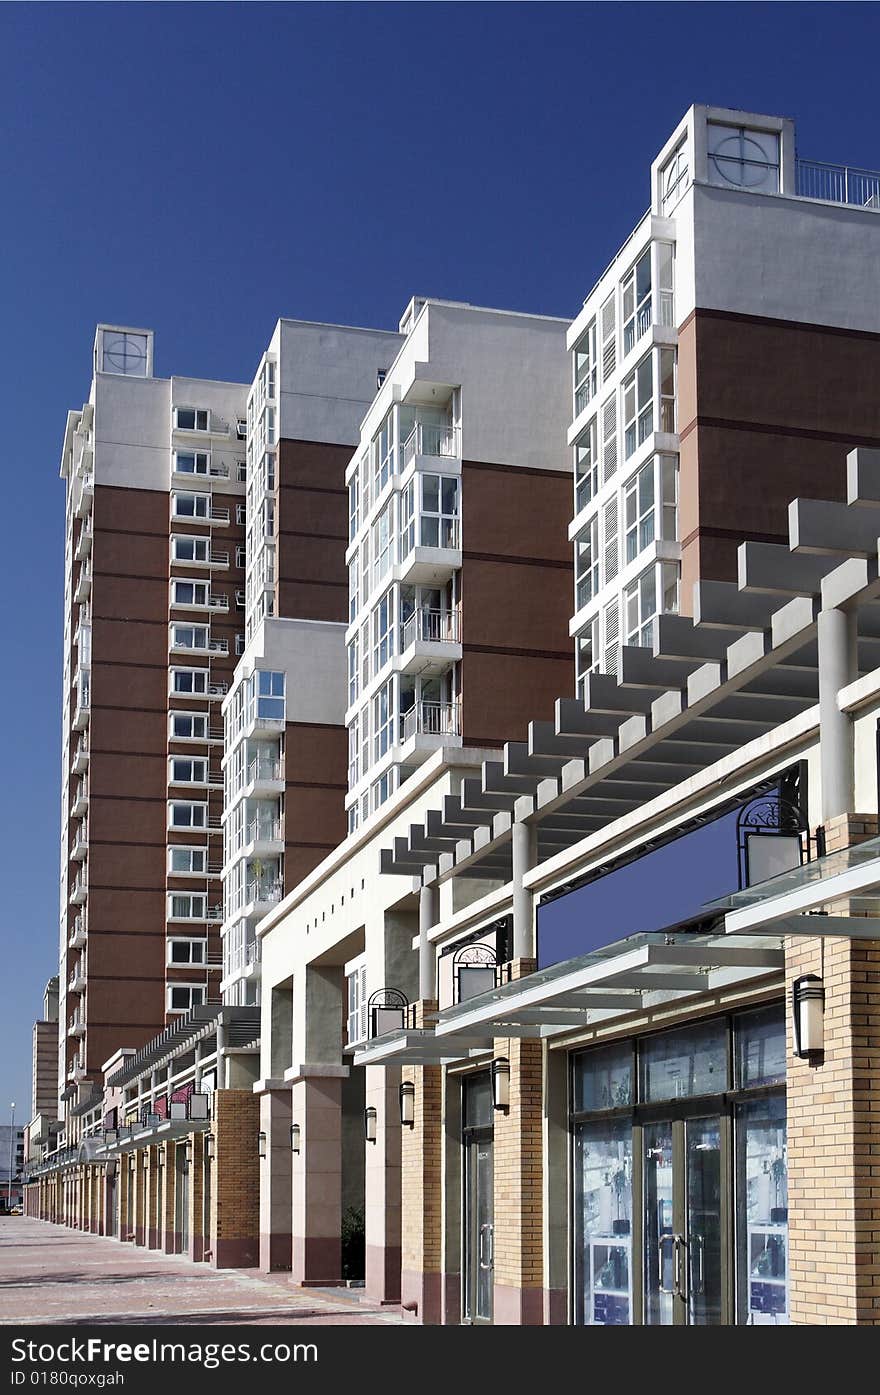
[211,1089,260,1268]
[493,959,543,1326]
[786,813,880,1325]
[146,1147,160,1248]
[400,1001,442,1323]
[188,1134,206,1261]
[161,1141,176,1253]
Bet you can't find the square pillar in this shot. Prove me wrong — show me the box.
[364,1063,401,1304]
[188,1135,206,1262]
[493,1034,544,1325]
[400,1047,443,1322]
[146,1147,160,1248]
[786,812,880,1325]
[259,1089,292,1271]
[211,1088,260,1268]
[134,1151,147,1247]
[118,1155,133,1240]
[161,1141,176,1253]
[291,1074,343,1285]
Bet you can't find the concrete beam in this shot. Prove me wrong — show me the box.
[653,613,731,662]
[691,579,779,631]
[789,496,880,557]
[580,672,655,714]
[553,699,625,739]
[846,446,880,507]
[738,540,837,595]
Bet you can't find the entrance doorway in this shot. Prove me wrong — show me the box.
[643,1110,725,1325]
[175,1144,189,1253]
[462,1073,494,1324]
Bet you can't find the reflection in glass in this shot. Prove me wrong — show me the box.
[640,1020,728,1101]
[735,1004,786,1088]
[644,1122,674,1325]
[736,1095,788,1324]
[574,1118,633,1325]
[686,1117,723,1324]
[572,1042,633,1113]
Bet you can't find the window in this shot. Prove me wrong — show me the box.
[167,983,206,1013]
[371,769,394,811]
[174,451,210,475]
[371,592,393,675]
[373,409,395,495]
[168,847,207,875]
[170,711,208,740]
[576,617,600,699]
[168,893,207,920]
[624,567,657,648]
[171,535,209,564]
[348,636,359,707]
[174,407,209,432]
[622,249,651,357]
[171,623,209,651]
[575,519,600,611]
[171,579,209,608]
[623,355,653,459]
[249,669,284,721]
[707,124,779,193]
[236,546,246,568]
[235,633,246,655]
[101,330,149,377]
[657,243,675,327]
[640,1020,728,1101]
[399,480,416,559]
[236,418,247,440]
[347,805,359,835]
[169,757,207,784]
[348,475,359,542]
[167,933,207,960]
[659,349,676,434]
[372,501,393,585]
[574,320,597,415]
[348,718,359,787]
[171,668,208,696]
[660,139,689,214]
[172,492,210,520]
[600,295,616,382]
[624,462,655,562]
[373,680,394,761]
[235,589,246,610]
[575,419,598,514]
[169,801,208,829]
[420,474,459,548]
[236,503,246,526]
[660,455,678,541]
[349,554,358,624]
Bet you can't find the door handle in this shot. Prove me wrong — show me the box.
[658,1233,676,1293]
[674,1234,687,1300]
[478,1221,493,1270]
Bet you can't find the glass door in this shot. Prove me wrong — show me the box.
[642,1113,727,1325]
[175,1144,189,1253]
[462,1073,493,1324]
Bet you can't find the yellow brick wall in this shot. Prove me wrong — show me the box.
[401,1063,442,1273]
[211,1089,260,1246]
[493,1037,543,1291]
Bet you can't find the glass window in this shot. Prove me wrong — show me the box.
[171,535,209,563]
[734,1005,786,1089]
[575,518,600,611]
[171,580,209,607]
[373,501,393,584]
[622,249,652,357]
[170,757,207,784]
[420,474,459,549]
[371,591,393,675]
[572,1042,633,1113]
[373,680,393,761]
[660,140,689,214]
[348,474,359,542]
[639,1019,728,1101]
[659,348,676,434]
[168,847,207,874]
[174,407,209,432]
[574,320,597,415]
[623,355,654,459]
[170,711,208,739]
[171,668,208,695]
[660,455,678,540]
[169,939,206,964]
[168,984,205,1012]
[172,492,210,519]
[735,1094,788,1324]
[624,461,655,562]
[174,451,210,475]
[707,124,780,193]
[575,618,599,700]
[347,635,359,707]
[171,624,209,650]
[399,480,415,560]
[573,1118,634,1325]
[575,419,598,514]
[169,893,207,919]
[657,243,675,327]
[624,566,657,648]
[169,802,207,829]
[463,1073,492,1129]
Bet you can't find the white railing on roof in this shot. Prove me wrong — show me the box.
[796,159,880,209]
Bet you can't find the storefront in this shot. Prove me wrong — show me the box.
[571,1004,787,1326]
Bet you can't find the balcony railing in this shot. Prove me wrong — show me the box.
[796,158,880,209]
[245,880,283,908]
[247,757,282,784]
[402,421,460,465]
[207,594,230,611]
[210,505,231,524]
[400,608,460,649]
[209,549,230,567]
[246,818,283,845]
[400,700,461,743]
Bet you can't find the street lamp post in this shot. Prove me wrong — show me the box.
[8,1103,15,1210]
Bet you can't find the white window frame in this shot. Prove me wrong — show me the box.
[169,710,209,741]
[167,983,206,1014]
[622,248,652,358]
[170,668,209,697]
[169,756,208,786]
[574,418,598,515]
[171,492,211,521]
[167,892,208,921]
[575,518,600,611]
[624,460,656,563]
[574,320,597,415]
[171,579,210,609]
[623,354,654,460]
[173,450,211,476]
[171,534,210,564]
[167,846,208,876]
[168,800,208,830]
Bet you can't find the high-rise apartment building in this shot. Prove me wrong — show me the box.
[568,105,880,695]
[344,297,573,831]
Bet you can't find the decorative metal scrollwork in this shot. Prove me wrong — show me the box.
[452,942,498,1004]
[367,988,409,1039]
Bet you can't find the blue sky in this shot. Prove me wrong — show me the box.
[1,0,877,1119]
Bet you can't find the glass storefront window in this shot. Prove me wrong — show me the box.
[573,1118,633,1325]
[734,1004,786,1089]
[572,1042,633,1113]
[640,1019,728,1101]
[735,1094,788,1324]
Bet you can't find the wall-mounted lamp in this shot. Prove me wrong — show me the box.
[399,1081,415,1128]
[792,974,825,1062]
[205,1134,215,1162]
[290,1124,301,1154]
[491,1057,510,1111]
[364,1106,377,1144]
[257,1131,267,1159]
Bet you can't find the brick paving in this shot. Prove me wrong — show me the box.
[0,1217,402,1326]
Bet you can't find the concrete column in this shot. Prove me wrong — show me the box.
[419,883,439,1001]
[290,1075,343,1285]
[512,821,536,960]
[259,1089,292,1271]
[364,1064,401,1304]
[818,607,857,822]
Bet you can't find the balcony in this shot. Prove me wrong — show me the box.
[209,549,230,568]
[399,608,462,676]
[67,1013,85,1038]
[397,518,461,586]
[221,936,262,992]
[243,879,283,919]
[73,470,94,519]
[399,700,461,744]
[402,420,460,467]
[72,739,89,774]
[71,782,88,818]
[69,872,87,906]
[244,756,284,798]
[68,961,87,994]
[796,158,880,209]
[243,818,284,858]
[68,915,87,950]
[207,594,230,612]
[74,563,91,603]
[75,520,93,561]
[210,505,231,526]
[70,823,88,862]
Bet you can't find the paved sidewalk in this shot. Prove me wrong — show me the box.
[0,1218,402,1326]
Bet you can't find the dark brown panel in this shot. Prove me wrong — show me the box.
[276,579,348,623]
[93,484,169,533]
[284,786,346,846]
[460,557,572,654]
[277,438,351,494]
[93,578,168,624]
[462,461,573,564]
[92,664,169,709]
[460,650,572,747]
[285,723,347,787]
